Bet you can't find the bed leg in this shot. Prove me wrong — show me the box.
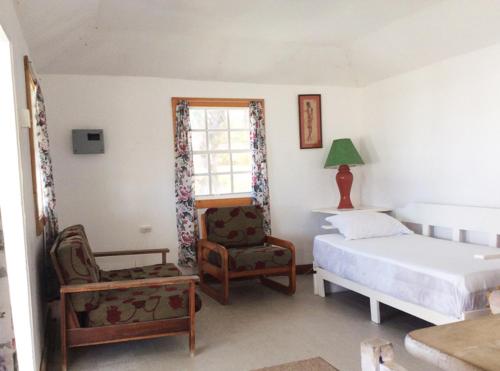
[313,270,325,297]
[370,298,381,324]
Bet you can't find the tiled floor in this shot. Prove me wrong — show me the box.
[51,275,439,371]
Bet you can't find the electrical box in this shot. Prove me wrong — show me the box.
[72,129,105,154]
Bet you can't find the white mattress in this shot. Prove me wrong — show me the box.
[313,233,500,318]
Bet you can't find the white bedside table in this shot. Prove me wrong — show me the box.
[312,206,392,229]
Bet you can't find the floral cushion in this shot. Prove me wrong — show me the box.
[208,245,292,271]
[87,285,202,327]
[205,206,266,248]
[99,268,133,282]
[55,235,100,312]
[100,263,181,282]
[58,224,100,277]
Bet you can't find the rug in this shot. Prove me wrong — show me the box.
[252,357,339,371]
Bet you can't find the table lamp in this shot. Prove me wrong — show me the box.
[324,138,364,209]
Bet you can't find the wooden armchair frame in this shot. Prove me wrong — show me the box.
[51,247,198,371]
[197,213,296,304]
[93,248,170,264]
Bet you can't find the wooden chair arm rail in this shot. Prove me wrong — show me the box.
[93,248,170,257]
[60,275,200,294]
[265,236,296,251]
[198,239,228,257]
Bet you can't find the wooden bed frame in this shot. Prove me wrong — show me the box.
[313,203,500,325]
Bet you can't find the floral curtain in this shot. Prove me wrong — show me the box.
[174,100,198,267]
[249,101,271,234]
[35,84,59,243]
[33,82,59,301]
[0,218,16,371]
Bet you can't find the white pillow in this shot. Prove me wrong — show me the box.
[325,211,413,240]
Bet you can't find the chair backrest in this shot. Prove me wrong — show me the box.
[204,205,266,248]
[50,225,101,312]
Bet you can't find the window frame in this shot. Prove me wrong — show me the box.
[24,56,46,236]
[171,97,264,208]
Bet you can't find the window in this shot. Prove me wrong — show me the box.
[24,56,46,235]
[190,106,252,197]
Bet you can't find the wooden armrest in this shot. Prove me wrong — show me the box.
[60,275,199,294]
[197,239,228,257]
[265,236,296,252]
[94,248,169,264]
[94,248,169,257]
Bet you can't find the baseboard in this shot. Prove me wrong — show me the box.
[296,264,313,275]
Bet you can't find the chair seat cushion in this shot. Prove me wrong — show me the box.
[100,263,181,282]
[205,206,266,248]
[208,245,292,272]
[87,285,202,327]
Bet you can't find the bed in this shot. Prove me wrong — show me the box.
[313,203,500,325]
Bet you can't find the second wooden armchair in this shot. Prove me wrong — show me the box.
[197,205,296,304]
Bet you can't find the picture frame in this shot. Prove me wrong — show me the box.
[298,94,322,149]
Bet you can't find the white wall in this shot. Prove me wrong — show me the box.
[41,40,500,269]
[0,1,44,370]
[361,42,500,210]
[41,75,364,267]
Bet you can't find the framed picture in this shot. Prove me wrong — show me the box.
[298,94,322,149]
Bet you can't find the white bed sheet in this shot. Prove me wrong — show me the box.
[313,233,500,318]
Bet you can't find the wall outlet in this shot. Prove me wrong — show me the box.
[19,108,31,128]
[139,225,152,233]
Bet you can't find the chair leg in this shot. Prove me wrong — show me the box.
[222,268,229,304]
[260,266,296,295]
[198,268,229,305]
[188,281,195,357]
[60,294,68,371]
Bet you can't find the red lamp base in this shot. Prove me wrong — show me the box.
[336,164,354,209]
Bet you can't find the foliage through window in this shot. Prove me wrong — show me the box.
[190,107,252,196]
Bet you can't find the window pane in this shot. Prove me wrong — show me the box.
[232,152,252,172]
[210,153,231,173]
[191,131,207,151]
[233,173,252,193]
[194,175,210,196]
[189,109,205,130]
[208,131,229,150]
[193,154,208,174]
[207,109,227,129]
[230,131,250,150]
[212,174,231,194]
[229,109,249,129]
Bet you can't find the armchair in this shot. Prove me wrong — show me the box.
[50,225,201,371]
[197,205,296,304]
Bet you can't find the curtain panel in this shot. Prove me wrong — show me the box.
[35,84,59,243]
[249,101,271,234]
[34,82,60,301]
[174,100,198,267]
[0,223,15,371]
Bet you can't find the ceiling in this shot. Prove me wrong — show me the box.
[14,0,500,86]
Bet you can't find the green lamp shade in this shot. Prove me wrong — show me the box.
[324,138,364,168]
